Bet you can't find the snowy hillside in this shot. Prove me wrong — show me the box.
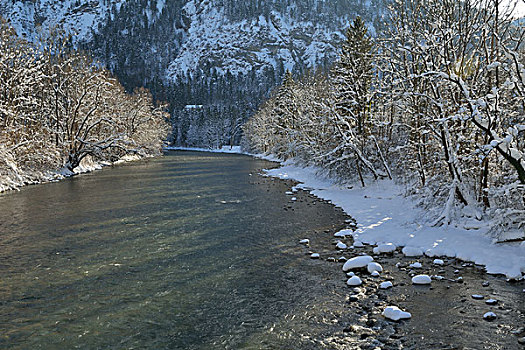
[168,0,357,79]
[0,0,125,42]
[0,0,388,147]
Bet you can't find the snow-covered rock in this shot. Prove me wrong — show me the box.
[412,275,432,285]
[409,262,422,269]
[336,241,348,250]
[342,255,374,272]
[353,240,364,248]
[373,243,397,254]
[382,306,411,321]
[367,262,383,274]
[380,281,393,289]
[346,276,363,286]
[334,229,353,238]
[402,246,424,257]
[483,312,497,321]
[433,259,445,265]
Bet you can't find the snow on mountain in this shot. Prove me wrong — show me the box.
[0,0,124,42]
[168,0,354,80]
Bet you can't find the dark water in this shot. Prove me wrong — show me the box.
[0,151,350,349]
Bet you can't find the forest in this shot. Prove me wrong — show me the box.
[244,0,525,239]
[0,19,169,192]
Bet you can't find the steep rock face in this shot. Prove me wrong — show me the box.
[0,0,125,42]
[168,0,351,80]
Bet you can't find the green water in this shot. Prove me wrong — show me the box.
[0,151,348,349]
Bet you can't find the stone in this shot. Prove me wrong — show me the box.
[471,294,484,300]
[483,312,497,321]
[310,253,320,259]
[342,255,374,271]
[485,299,498,305]
[412,275,432,285]
[383,306,412,321]
[347,276,363,286]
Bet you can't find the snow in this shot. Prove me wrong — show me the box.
[412,275,432,285]
[382,306,412,321]
[402,246,424,257]
[334,229,353,238]
[380,281,393,289]
[353,240,364,248]
[433,259,445,265]
[367,262,383,274]
[342,255,374,272]
[336,241,348,250]
[483,312,497,321]
[264,163,525,279]
[409,262,422,269]
[346,276,363,286]
[373,243,397,254]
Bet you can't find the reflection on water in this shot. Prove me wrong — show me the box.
[0,151,348,349]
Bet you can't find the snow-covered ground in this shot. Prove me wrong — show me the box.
[0,154,147,194]
[264,161,525,280]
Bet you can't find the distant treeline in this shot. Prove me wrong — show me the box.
[0,18,169,191]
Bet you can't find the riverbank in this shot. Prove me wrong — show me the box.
[170,146,525,280]
[0,154,150,194]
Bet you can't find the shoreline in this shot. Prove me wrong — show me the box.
[167,146,525,280]
[5,145,524,279]
[0,153,153,195]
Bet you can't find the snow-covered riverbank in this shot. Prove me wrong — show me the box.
[169,146,525,279]
[0,154,144,194]
[266,162,525,280]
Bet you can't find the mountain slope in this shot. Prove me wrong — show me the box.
[1,0,388,147]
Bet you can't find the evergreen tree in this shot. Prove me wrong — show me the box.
[332,16,374,136]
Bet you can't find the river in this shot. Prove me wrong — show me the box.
[2,151,524,349]
[0,151,352,349]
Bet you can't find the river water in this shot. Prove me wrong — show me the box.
[0,151,351,349]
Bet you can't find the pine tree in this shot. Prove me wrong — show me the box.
[332,16,374,136]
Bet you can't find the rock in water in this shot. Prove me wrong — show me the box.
[342,255,374,272]
[382,306,411,321]
[380,281,393,289]
[483,312,497,321]
[412,275,432,285]
[346,276,363,286]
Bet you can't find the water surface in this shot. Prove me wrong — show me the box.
[0,151,350,349]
